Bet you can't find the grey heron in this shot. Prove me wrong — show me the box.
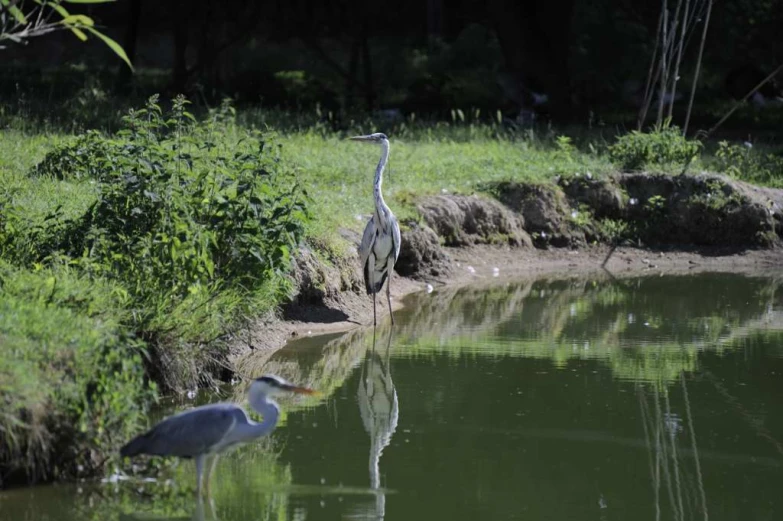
[120,375,316,495]
[351,133,401,326]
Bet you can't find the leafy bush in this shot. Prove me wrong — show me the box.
[608,124,702,171]
[714,141,783,188]
[35,96,309,299]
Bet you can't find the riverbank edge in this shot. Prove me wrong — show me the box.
[229,170,783,369]
[231,245,781,364]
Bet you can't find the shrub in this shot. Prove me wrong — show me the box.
[714,141,783,188]
[608,124,702,171]
[34,95,310,299]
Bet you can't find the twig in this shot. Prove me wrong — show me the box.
[683,0,713,136]
[703,62,783,139]
[656,0,669,126]
[639,7,666,130]
[668,0,691,120]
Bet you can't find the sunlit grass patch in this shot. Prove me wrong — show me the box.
[280,131,613,242]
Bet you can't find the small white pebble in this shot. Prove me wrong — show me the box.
[426,283,434,293]
[186,390,196,400]
[541,231,547,238]
[441,188,448,194]
[355,214,363,221]
[467,266,475,274]
[571,210,578,218]
[629,198,638,205]
[320,477,326,484]
[492,267,500,277]
[586,171,592,179]
[307,330,312,335]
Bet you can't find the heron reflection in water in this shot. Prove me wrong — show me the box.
[355,328,398,519]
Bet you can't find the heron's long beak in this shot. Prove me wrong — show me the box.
[283,384,319,396]
[349,135,373,141]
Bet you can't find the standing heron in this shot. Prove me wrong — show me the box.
[120,375,316,495]
[351,133,401,326]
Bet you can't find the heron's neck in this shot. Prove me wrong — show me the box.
[247,389,280,437]
[373,140,391,225]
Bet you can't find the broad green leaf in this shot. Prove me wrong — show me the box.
[7,5,28,24]
[47,2,71,20]
[70,27,88,41]
[85,26,133,70]
[62,14,95,27]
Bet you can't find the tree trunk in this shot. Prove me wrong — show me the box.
[172,0,189,93]
[487,0,575,120]
[361,30,375,111]
[427,0,444,42]
[116,0,141,92]
[345,37,360,110]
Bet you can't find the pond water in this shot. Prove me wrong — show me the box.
[2,272,783,521]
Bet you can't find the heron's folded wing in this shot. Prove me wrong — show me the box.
[390,215,401,264]
[143,405,238,457]
[359,216,376,267]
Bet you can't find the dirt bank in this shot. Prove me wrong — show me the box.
[229,172,782,371]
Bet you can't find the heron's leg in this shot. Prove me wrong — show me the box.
[386,270,394,325]
[195,455,206,496]
[207,496,217,521]
[372,293,377,326]
[204,454,220,495]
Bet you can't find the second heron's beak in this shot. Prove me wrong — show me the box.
[283,384,319,396]
[349,135,373,142]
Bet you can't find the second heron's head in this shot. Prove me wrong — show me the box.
[349,132,388,144]
[251,375,317,397]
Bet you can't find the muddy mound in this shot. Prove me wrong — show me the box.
[618,173,782,247]
[559,176,626,219]
[488,182,589,247]
[485,173,781,249]
[288,244,362,307]
[396,222,450,279]
[417,194,532,247]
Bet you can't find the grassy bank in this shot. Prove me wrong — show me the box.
[1,95,781,486]
[0,97,309,484]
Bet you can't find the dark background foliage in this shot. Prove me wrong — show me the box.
[1,0,782,132]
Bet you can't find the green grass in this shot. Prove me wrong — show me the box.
[282,130,613,244]
[0,260,152,482]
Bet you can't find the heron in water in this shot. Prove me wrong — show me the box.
[120,375,316,495]
[351,133,401,326]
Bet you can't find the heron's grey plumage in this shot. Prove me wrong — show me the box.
[353,133,401,326]
[120,404,244,459]
[120,374,314,496]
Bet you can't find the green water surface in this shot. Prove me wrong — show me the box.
[2,272,782,521]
